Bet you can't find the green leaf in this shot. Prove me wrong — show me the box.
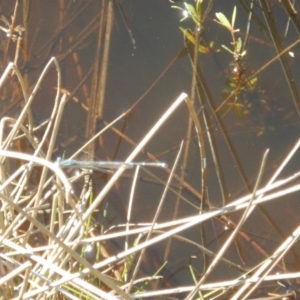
[231,6,237,28]
[184,3,200,25]
[196,0,203,18]
[180,15,189,22]
[180,27,210,54]
[184,3,197,17]
[215,12,232,30]
[221,44,234,55]
[233,102,244,119]
[180,27,196,45]
[171,6,184,10]
[232,102,243,107]
[236,37,242,53]
[260,98,267,104]
[249,77,258,85]
[199,44,209,53]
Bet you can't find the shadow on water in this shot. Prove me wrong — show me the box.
[0,0,300,298]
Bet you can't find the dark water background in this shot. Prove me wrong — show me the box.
[1,0,300,297]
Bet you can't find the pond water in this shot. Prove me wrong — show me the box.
[1,0,300,298]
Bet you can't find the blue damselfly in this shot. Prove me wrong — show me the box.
[58,159,167,173]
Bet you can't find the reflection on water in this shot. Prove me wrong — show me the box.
[221,57,274,136]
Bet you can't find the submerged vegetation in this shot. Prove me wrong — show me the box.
[0,0,300,299]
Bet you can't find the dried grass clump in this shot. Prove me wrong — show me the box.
[0,59,300,300]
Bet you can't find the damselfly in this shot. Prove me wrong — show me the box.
[58,160,167,173]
